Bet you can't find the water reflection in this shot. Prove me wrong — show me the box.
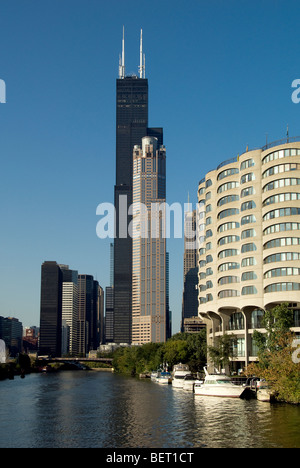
[0,371,299,448]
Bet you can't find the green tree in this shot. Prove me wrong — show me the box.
[208,334,237,372]
[247,303,300,404]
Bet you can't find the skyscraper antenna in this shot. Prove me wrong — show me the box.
[139,29,145,78]
[119,26,125,79]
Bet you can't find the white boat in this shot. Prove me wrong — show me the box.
[156,371,172,385]
[151,371,159,382]
[172,363,191,388]
[182,374,198,392]
[194,368,246,398]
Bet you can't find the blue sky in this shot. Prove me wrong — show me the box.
[1,0,300,333]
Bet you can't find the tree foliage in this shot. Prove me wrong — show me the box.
[112,331,207,376]
[246,303,300,404]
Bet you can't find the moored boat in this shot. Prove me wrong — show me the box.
[172,363,191,388]
[156,371,172,385]
[182,374,198,392]
[194,367,246,398]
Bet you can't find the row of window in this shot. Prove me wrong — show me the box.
[202,282,300,299]
[202,252,300,270]
[262,148,300,164]
[263,192,300,206]
[262,163,299,179]
[264,267,300,279]
[263,177,300,192]
[265,282,300,293]
[263,207,300,221]
[263,222,300,235]
[264,252,300,264]
[264,237,300,249]
[218,286,257,298]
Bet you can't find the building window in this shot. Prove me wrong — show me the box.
[232,338,245,357]
[264,267,300,278]
[241,214,256,225]
[218,262,240,272]
[241,243,256,253]
[242,285,257,295]
[218,290,240,299]
[218,181,239,193]
[240,159,254,170]
[218,194,239,206]
[241,173,255,184]
[264,252,300,264]
[218,249,239,259]
[217,167,239,180]
[263,192,300,206]
[262,148,300,164]
[263,178,300,192]
[263,222,300,235]
[229,312,244,330]
[262,163,299,179]
[241,186,255,197]
[241,257,256,267]
[218,235,240,246]
[206,179,212,188]
[264,282,300,293]
[264,237,300,249]
[263,207,300,221]
[218,222,240,233]
[241,271,257,281]
[218,208,240,220]
[241,228,256,239]
[241,200,256,211]
[218,276,239,285]
[251,309,265,329]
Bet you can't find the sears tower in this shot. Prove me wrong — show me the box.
[113,28,163,343]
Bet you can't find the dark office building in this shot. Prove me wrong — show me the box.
[113,29,163,343]
[39,261,63,357]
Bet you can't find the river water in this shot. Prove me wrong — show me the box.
[0,370,299,449]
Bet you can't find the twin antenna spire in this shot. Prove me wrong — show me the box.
[119,27,145,79]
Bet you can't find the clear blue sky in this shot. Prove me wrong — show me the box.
[1,0,300,333]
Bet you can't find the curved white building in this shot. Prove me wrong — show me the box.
[197,138,300,372]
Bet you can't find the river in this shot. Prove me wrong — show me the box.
[0,370,299,449]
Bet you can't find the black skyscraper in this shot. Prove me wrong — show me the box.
[113,30,163,343]
[39,261,63,357]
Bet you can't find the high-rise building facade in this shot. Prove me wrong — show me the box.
[0,316,23,356]
[197,139,300,372]
[132,136,167,344]
[113,29,163,344]
[181,209,200,332]
[39,261,63,357]
[60,265,79,355]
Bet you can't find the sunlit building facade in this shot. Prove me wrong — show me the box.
[197,139,300,372]
[132,136,167,344]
